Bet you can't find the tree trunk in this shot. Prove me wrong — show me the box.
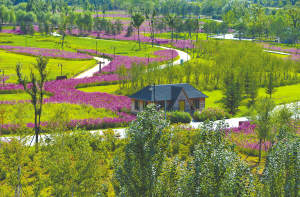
[138,27,140,50]
[258,139,262,164]
[35,104,39,152]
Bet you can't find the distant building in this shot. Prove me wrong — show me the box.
[129,83,208,114]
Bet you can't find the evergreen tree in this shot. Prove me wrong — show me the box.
[38,22,44,35]
[222,70,243,114]
[20,21,27,34]
[248,76,259,106]
[265,70,277,98]
[44,22,49,35]
[29,23,35,36]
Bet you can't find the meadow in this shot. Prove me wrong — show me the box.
[0,50,96,83]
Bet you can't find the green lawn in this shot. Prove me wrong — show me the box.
[77,84,119,94]
[1,103,119,125]
[0,50,96,83]
[203,83,300,117]
[0,92,50,101]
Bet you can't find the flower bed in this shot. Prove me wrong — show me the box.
[79,49,179,74]
[0,111,134,134]
[0,45,93,60]
[43,74,128,111]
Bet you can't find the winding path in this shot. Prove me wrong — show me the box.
[73,37,191,79]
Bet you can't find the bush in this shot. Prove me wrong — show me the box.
[125,25,133,37]
[0,40,13,43]
[167,111,192,124]
[194,108,229,122]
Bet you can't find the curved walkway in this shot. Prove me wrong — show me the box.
[75,57,111,78]
[74,38,191,79]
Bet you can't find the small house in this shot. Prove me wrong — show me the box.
[128,83,208,114]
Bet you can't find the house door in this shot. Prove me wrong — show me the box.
[179,101,185,112]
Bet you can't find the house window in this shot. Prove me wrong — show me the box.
[143,101,148,109]
[135,100,140,110]
[194,99,199,108]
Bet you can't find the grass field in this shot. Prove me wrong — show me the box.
[77,84,119,94]
[0,50,96,83]
[1,102,118,125]
[0,93,49,101]
[203,83,300,117]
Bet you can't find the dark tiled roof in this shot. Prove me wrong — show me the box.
[129,83,208,102]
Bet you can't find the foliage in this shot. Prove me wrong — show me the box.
[167,110,192,124]
[248,98,276,163]
[194,108,229,122]
[221,69,243,114]
[113,104,170,196]
[178,121,255,196]
[259,133,300,196]
[16,55,49,150]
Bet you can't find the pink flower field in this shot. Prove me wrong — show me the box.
[77,49,179,74]
[0,45,93,60]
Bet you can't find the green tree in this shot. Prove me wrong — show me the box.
[131,12,145,50]
[44,22,49,35]
[114,19,123,34]
[179,121,255,196]
[248,98,276,164]
[222,70,243,114]
[113,104,170,196]
[101,3,108,19]
[15,55,50,151]
[164,13,177,42]
[29,22,35,36]
[265,70,277,98]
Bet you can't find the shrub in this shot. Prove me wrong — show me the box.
[0,33,12,37]
[125,25,133,37]
[167,111,192,124]
[194,108,229,122]
[0,40,13,43]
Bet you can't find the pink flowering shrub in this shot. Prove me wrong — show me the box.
[225,122,270,157]
[194,108,229,122]
[0,111,134,134]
